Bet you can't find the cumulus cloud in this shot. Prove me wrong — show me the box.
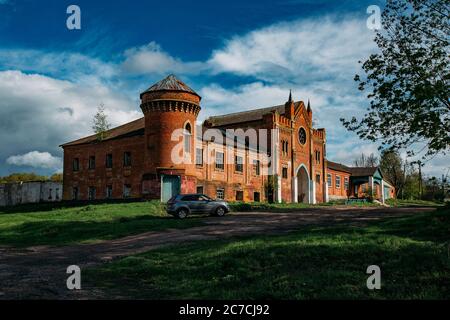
[121,42,206,76]
[6,151,62,170]
[208,16,376,82]
[0,14,447,177]
[0,70,141,175]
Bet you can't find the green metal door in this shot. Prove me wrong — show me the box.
[161,175,181,203]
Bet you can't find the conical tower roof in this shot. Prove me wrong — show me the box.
[141,74,201,98]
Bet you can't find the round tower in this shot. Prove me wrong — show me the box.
[140,74,201,174]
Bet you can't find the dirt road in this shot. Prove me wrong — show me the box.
[0,206,434,299]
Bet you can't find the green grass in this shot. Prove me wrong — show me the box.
[385,198,444,207]
[228,200,379,212]
[0,201,204,247]
[85,206,450,299]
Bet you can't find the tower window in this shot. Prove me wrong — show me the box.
[184,122,192,154]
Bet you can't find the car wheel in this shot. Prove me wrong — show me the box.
[177,208,188,219]
[215,206,226,217]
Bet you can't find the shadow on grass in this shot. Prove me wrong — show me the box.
[0,198,147,215]
[84,209,450,299]
[0,214,204,247]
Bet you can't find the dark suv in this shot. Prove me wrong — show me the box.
[166,194,230,219]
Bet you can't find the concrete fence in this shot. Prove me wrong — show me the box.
[0,181,63,207]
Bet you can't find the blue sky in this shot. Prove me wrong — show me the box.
[0,0,447,177]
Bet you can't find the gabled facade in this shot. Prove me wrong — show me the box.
[326,160,396,203]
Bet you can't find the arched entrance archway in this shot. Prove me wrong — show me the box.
[295,164,310,204]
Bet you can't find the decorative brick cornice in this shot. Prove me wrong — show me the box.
[140,99,201,116]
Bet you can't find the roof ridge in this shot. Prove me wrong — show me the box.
[61,117,144,147]
[208,101,302,120]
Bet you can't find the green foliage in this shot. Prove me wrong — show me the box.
[0,201,203,247]
[228,200,380,212]
[263,175,278,203]
[92,103,111,141]
[49,173,63,182]
[380,150,404,197]
[0,172,49,183]
[385,198,443,207]
[85,206,450,299]
[341,0,450,157]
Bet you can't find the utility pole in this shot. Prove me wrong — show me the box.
[402,157,407,200]
[417,160,423,200]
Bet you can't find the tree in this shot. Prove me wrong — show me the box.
[0,173,48,183]
[403,164,421,199]
[50,173,63,182]
[92,103,111,141]
[353,153,379,167]
[379,150,405,197]
[341,0,450,158]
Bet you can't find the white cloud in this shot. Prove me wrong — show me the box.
[0,15,446,177]
[0,49,116,83]
[6,151,62,170]
[121,42,206,76]
[0,70,141,173]
[208,16,376,82]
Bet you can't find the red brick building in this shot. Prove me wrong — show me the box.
[61,75,394,203]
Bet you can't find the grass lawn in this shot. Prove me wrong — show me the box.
[85,205,450,299]
[228,200,379,212]
[0,201,204,247]
[385,198,444,207]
